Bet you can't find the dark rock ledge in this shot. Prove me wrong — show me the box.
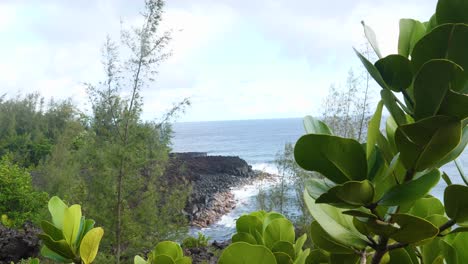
[164,152,271,227]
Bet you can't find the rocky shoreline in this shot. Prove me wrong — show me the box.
[164,152,273,228]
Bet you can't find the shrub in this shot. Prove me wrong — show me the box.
[219,211,310,264]
[0,156,48,227]
[182,232,210,249]
[134,241,192,264]
[293,0,468,263]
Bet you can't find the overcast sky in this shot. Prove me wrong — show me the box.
[0,0,437,122]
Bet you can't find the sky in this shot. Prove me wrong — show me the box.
[0,0,438,122]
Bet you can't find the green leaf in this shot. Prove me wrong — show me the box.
[232,232,257,245]
[407,196,445,218]
[41,220,64,241]
[274,252,293,264]
[262,212,286,232]
[436,0,468,24]
[390,214,439,244]
[353,217,399,238]
[236,215,263,241]
[329,254,360,264]
[153,241,183,261]
[264,218,295,248]
[175,257,192,264]
[77,219,96,248]
[388,248,414,264]
[154,255,176,264]
[294,234,307,257]
[38,234,76,260]
[398,19,426,57]
[379,169,440,206]
[413,59,466,120]
[381,90,407,126]
[79,227,104,264]
[305,178,336,200]
[303,116,332,135]
[309,221,354,254]
[412,24,468,80]
[439,239,458,264]
[395,115,461,171]
[375,55,413,92]
[218,242,277,264]
[271,241,295,260]
[304,192,368,249]
[354,48,388,90]
[294,134,367,183]
[447,232,468,263]
[316,180,374,207]
[48,196,68,230]
[367,101,384,159]
[342,209,377,219]
[362,21,382,58]
[439,89,468,120]
[444,184,468,224]
[305,249,329,264]
[134,255,148,264]
[293,248,310,264]
[63,204,82,250]
[40,246,73,263]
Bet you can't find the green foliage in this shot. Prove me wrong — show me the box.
[293,0,468,263]
[225,211,310,264]
[0,156,48,227]
[182,232,210,249]
[134,241,192,264]
[39,196,104,264]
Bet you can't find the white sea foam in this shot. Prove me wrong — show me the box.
[251,162,279,175]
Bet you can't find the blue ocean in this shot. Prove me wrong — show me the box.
[172,118,467,241]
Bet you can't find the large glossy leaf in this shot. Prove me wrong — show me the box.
[232,232,257,244]
[407,196,445,218]
[79,227,104,264]
[304,192,368,249]
[48,196,68,230]
[316,180,374,207]
[444,184,468,224]
[437,125,468,167]
[390,214,439,243]
[294,134,367,183]
[305,249,329,264]
[38,234,75,259]
[381,90,407,126]
[152,241,183,261]
[395,115,461,171]
[41,220,64,241]
[362,21,382,58]
[134,256,147,264]
[303,116,332,135]
[262,212,286,233]
[264,218,295,248]
[305,178,336,200]
[309,221,354,254]
[379,169,440,206]
[77,219,95,248]
[421,238,443,264]
[175,257,192,264]
[293,248,310,264]
[63,204,82,250]
[375,55,413,92]
[439,89,468,120]
[398,19,426,57]
[436,0,468,24]
[447,232,468,263]
[271,241,295,260]
[40,246,73,263]
[412,23,468,80]
[218,242,277,264]
[236,215,262,238]
[274,252,293,264]
[154,255,175,264]
[367,101,384,159]
[354,48,388,90]
[388,248,414,264]
[413,59,465,120]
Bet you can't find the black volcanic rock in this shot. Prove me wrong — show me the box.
[0,222,40,263]
[164,153,262,227]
